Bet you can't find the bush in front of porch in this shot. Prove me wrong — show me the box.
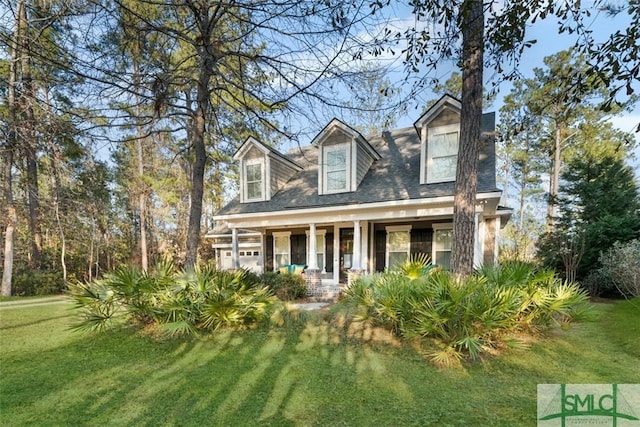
[260,272,307,301]
[340,259,591,367]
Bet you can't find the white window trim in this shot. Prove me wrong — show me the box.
[273,231,291,271]
[306,229,327,272]
[424,123,460,184]
[321,143,351,194]
[385,225,411,269]
[432,223,453,270]
[242,157,267,202]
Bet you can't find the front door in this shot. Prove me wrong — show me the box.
[339,228,353,283]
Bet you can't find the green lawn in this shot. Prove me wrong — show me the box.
[1,298,638,426]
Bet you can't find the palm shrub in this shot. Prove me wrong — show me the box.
[69,262,276,336]
[342,258,590,366]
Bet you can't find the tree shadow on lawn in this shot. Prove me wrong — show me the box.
[3,306,636,427]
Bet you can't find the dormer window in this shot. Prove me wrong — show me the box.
[427,124,459,183]
[233,136,302,204]
[324,144,349,192]
[245,159,264,200]
[415,95,462,185]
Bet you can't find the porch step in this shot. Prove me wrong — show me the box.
[306,284,344,302]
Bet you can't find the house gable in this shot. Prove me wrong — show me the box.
[414,95,463,185]
[312,118,380,195]
[233,136,302,203]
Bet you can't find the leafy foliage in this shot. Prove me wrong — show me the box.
[600,239,640,299]
[539,148,640,280]
[68,262,276,335]
[342,258,590,366]
[260,272,307,301]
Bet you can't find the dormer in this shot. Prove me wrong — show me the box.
[312,119,380,195]
[414,95,462,184]
[233,137,302,203]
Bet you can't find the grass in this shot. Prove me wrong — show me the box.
[1,299,639,426]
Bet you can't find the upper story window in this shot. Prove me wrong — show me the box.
[323,144,350,193]
[427,123,459,183]
[244,158,265,201]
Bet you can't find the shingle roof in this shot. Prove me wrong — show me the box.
[216,112,498,216]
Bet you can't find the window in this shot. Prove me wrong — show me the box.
[433,226,453,270]
[427,124,459,183]
[306,231,326,271]
[386,226,411,269]
[273,233,290,269]
[245,160,263,200]
[253,251,260,256]
[239,251,245,256]
[323,144,349,193]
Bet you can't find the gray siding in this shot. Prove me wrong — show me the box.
[356,143,374,187]
[429,108,460,128]
[323,128,350,147]
[270,155,298,196]
[245,146,264,160]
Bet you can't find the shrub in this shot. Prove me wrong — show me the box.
[600,239,640,298]
[68,262,276,335]
[12,270,66,296]
[580,269,614,297]
[342,258,590,366]
[260,271,307,300]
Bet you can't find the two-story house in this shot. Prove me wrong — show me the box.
[209,94,512,291]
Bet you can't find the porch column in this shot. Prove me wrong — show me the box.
[352,219,361,270]
[333,224,340,284]
[361,220,369,273]
[473,213,482,268]
[231,227,240,269]
[308,223,318,269]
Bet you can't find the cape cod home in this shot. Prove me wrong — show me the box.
[209,94,511,292]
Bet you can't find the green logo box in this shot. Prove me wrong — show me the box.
[538,384,640,427]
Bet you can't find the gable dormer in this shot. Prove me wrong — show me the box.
[312,119,380,195]
[414,94,462,184]
[234,137,302,203]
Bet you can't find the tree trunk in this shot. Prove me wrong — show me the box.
[44,95,67,285]
[19,2,42,268]
[184,10,215,268]
[546,123,562,231]
[451,0,484,276]
[2,0,25,296]
[133,62,148,272]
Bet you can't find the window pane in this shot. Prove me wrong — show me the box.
[435,229,452,251]
[327,170,346,190]
[431,155,457,181]
[275,254,289,268]
[388,231,409,252]
[275,236,288,253]
[317,254,324,271]
[435,251,451,270]
[326,150,346,171]
[246,163,261,181]
[430,132,458,157]
[247,181,262,199]
[389,252,408,269]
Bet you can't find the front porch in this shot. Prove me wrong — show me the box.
[210,213,505,296]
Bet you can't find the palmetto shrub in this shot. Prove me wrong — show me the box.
[69,262,276,336]
[342,258,590,366]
